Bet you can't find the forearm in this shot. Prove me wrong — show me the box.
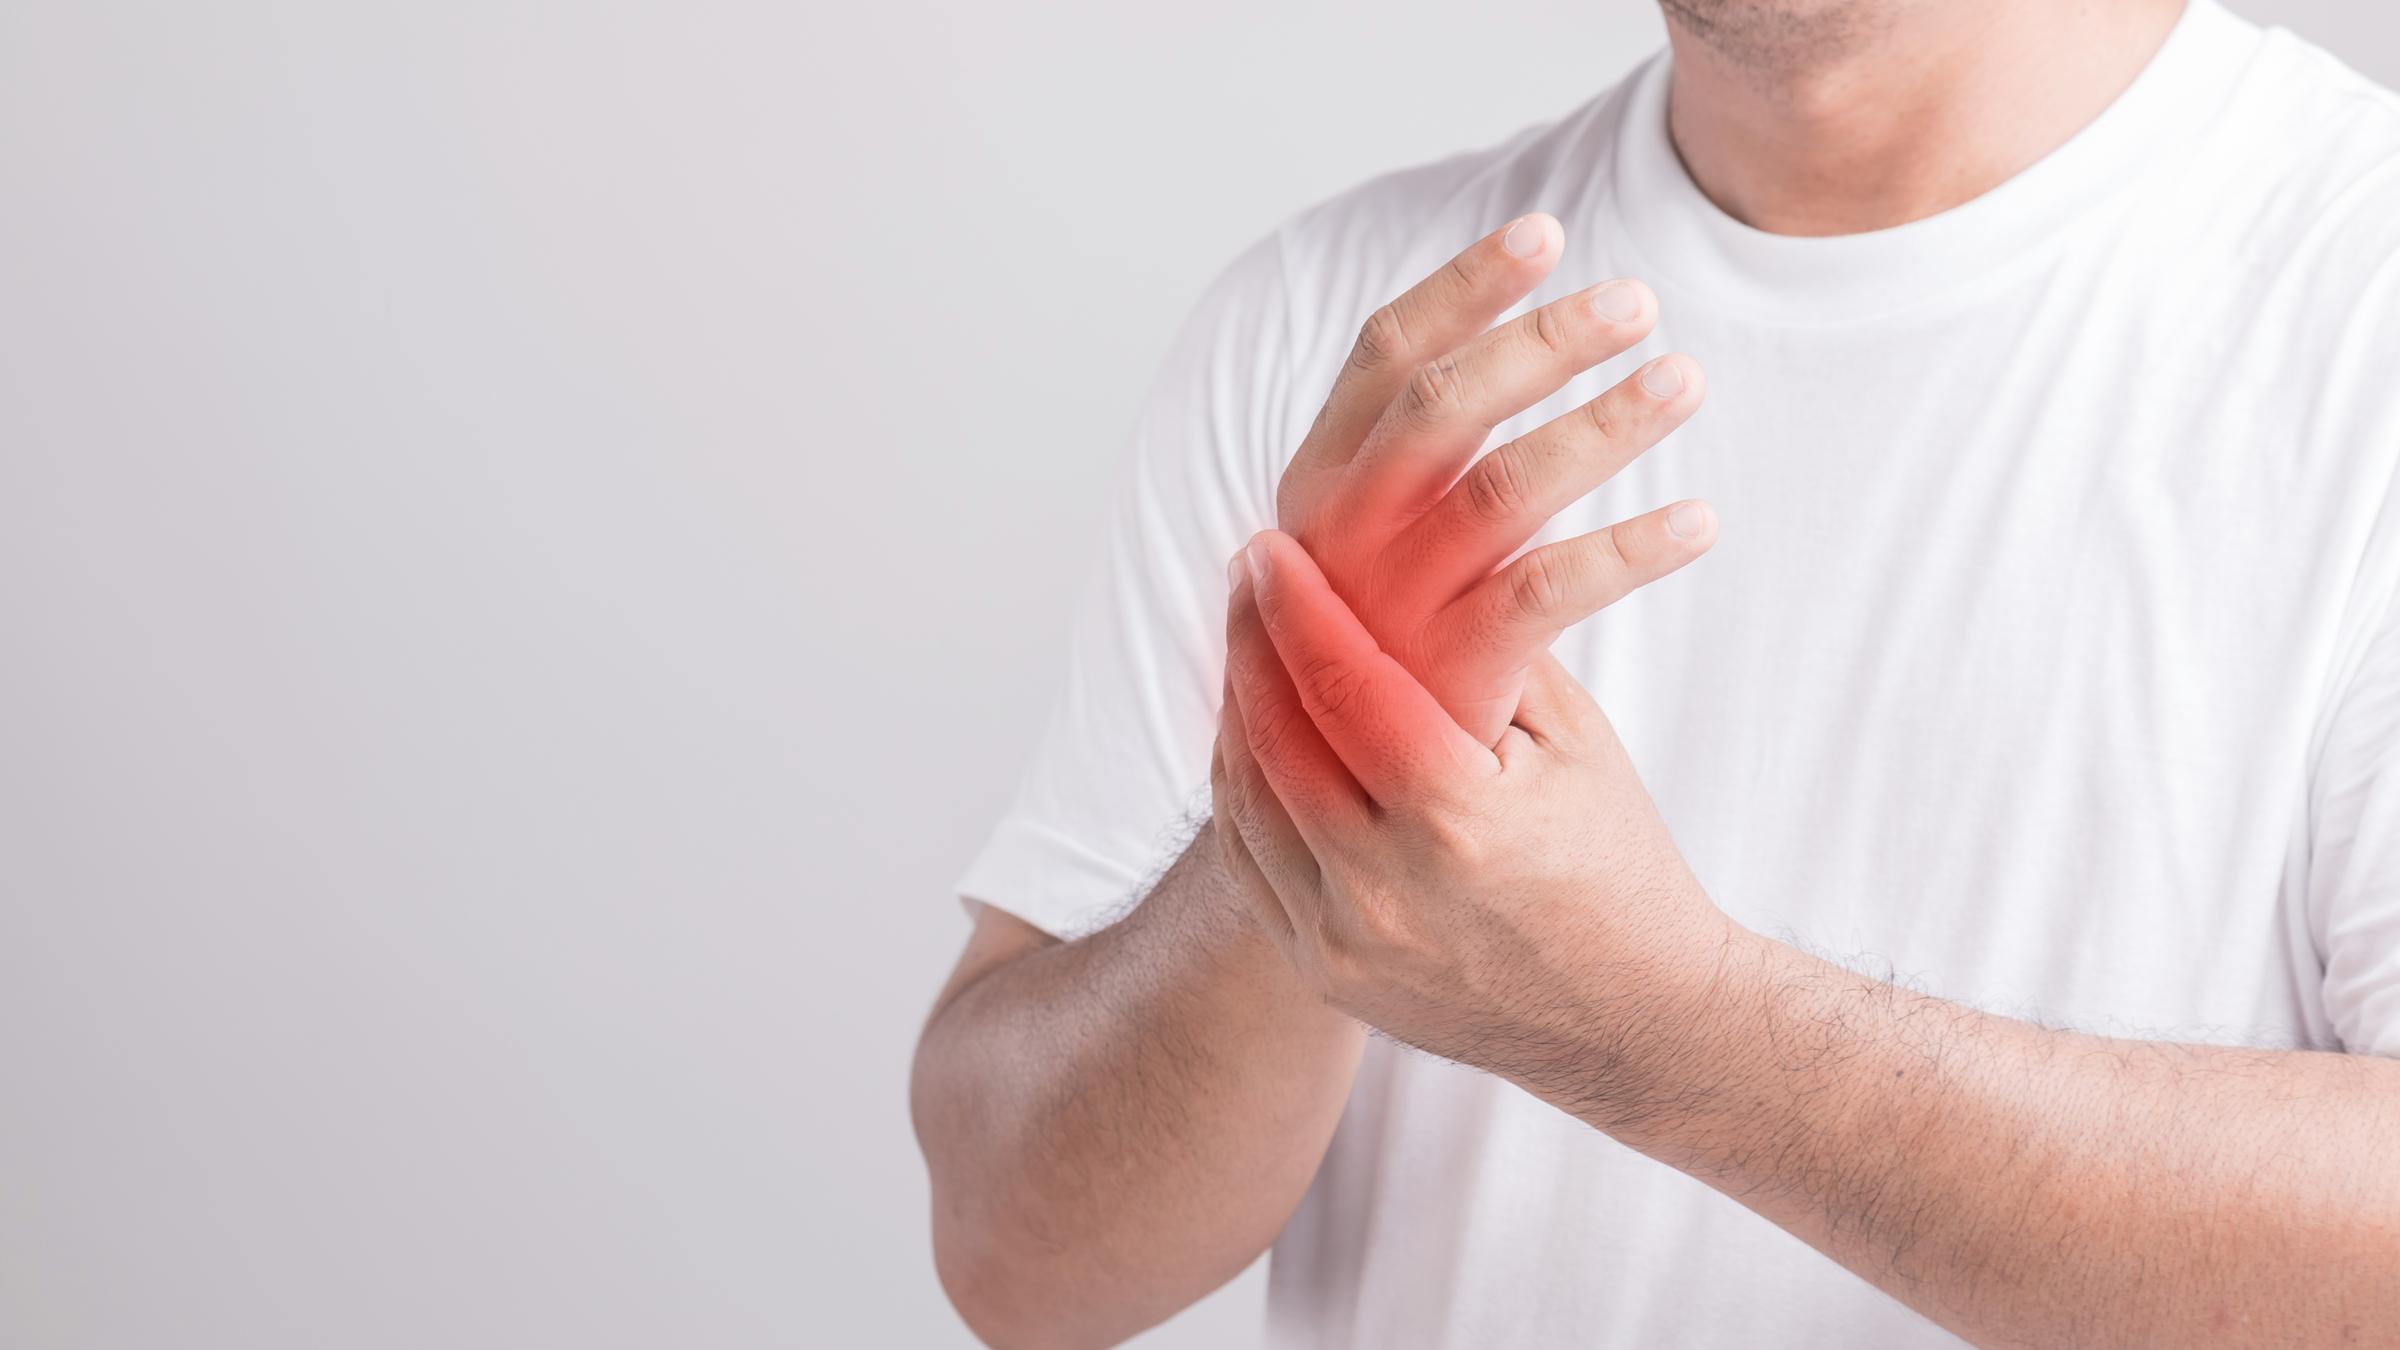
[1555,922,2400,1348]
[1206,398,2400,1342]
[910,820,1363,1349]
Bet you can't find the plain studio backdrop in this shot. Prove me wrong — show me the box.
[1,2,2391,1346]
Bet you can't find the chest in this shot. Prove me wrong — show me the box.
[1495,287,2384,1029]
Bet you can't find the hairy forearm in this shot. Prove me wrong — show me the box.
[910,821,1363,1349]
[1549,923,2400,1348]
[1207,431,2400,1341]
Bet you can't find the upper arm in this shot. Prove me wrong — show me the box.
[926,903,1056,1026]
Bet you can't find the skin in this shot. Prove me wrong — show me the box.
[1214,533,2400,1347]
[1666,0,2187,235]
[913,0,2365,1344]
[912,218,1710,1348]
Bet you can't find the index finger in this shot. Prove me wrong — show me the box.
[1280,215,1562,522]
[1241,530,1497,804]
[1224,547,1369,845]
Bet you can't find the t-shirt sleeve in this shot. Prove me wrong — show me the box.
[2304,227,2400,1058]
[955,233,1298,937]
[2311,582,2400,1058]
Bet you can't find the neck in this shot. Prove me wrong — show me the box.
[1663,0,2188,236]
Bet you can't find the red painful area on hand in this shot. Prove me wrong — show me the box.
[1232,531,1494,808]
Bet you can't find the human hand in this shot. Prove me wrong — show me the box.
[1210,529,1735,1109]
[1272,214,1713,744]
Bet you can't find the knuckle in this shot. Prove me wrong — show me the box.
[1462,447,1533,525]
[1507,545,1589,618]
[1319,668,1373,721]
[1343,899,1410,970]
[1352,305,1411,372]
[1399,354,1469,429]
[1295,650,1372,721]
[1525,301,1574,358]
[1578,395,1624,444]
[1336,864,1448,960]
[1598,523,1637,574]
[1420,802,1478,855]
[1318,896,1420,995]
[1243,701,1306,771]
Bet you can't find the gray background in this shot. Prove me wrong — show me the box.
[0,2,2388,1346]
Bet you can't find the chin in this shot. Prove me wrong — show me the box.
[1659,0,1895,65]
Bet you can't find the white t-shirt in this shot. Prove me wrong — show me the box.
[956,3,2400,1345]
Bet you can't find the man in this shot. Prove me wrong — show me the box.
[913,0,2400,1344]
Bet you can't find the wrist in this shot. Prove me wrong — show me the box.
[1171,818,1359,1025]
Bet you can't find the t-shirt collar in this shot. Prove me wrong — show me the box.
[1608,0,2262,325]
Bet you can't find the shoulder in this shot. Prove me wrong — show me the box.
[2248,22,2400,161]
[2133,20,2400,452]
[2202,27,2400,293]
[2224,34,2400,658]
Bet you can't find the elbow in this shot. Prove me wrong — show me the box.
[930,1199,1112,1350]
[929,1215,1011,1347]
[930,1217,1041,1350]
[913,1054,1097,1349]
[913,994,1137,1349]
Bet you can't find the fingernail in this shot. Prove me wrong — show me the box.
[1244,536,1273,582]
[1588,280,1642,323]
[1501,216,1547,258]
[1667,500,1710,539]
[1227,550,1247,590]
[1640,356,1686,398]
